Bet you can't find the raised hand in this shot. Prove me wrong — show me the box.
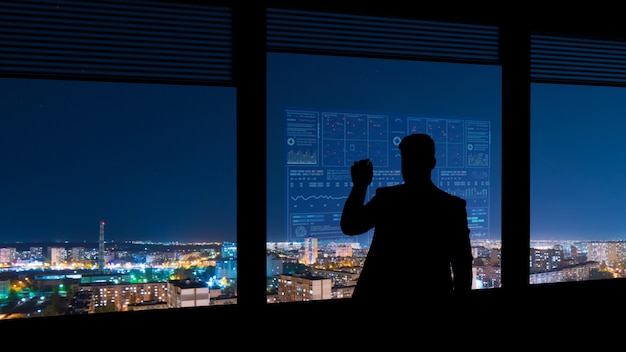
[351,158,373,188]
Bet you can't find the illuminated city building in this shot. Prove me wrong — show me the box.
[167,279,210,308]
[309,267,359,288]
[266,253,283,277]
[222,241,237,259]
[589,240,626,267]
[303,236,318,265]
[473,263,501,289]
[278,274,332,302]
[99,221,105,272]
[67,290,94,314]
[81,281,169,311]
[47,247,66,266]
[530,247,563,272]
[0,279,9,300]
[0,248,16,265]
[529,262,601,284]
[71,247,86,264]
[335,243,353,257]
[215,259,237,282]
[29,246,43,262]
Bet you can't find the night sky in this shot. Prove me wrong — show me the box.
[1,53,623,244]
[1,78,236,243]
[531,83,626,241]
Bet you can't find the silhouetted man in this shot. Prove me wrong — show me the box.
[341,133,473,304]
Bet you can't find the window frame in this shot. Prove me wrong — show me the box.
[6,1,626,324]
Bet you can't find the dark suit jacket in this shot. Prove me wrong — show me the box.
[341,181,473,303]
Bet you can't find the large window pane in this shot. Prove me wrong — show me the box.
[531,83,626,284]
[267,53,502,302]
[0,78,236,319]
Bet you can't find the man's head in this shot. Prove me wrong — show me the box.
[398,133,436,182]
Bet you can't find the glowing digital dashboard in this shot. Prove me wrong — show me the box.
[285,108,490,242]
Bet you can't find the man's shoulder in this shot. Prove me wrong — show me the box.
[434,187,466,205]
[375,184,465,203]
[374,184,404,195]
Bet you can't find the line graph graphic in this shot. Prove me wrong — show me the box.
[290,194,349,201]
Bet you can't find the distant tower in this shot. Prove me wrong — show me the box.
[99,221,105,272]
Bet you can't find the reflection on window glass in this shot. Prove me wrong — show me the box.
[0,79,237,319]
[531,84,626,284]
[267,53,502,302]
